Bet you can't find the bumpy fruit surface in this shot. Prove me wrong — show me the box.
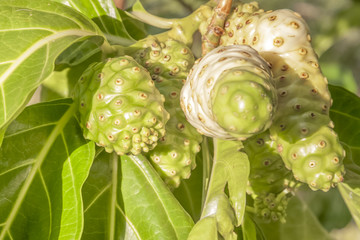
[254,192,290,223]
[73,56,169,155]
[218,2,345,191]
[244,131,295,222]
[181,44,277,140]
[244,131,293,195]
[129,37,203,187]
[131,36,194,84]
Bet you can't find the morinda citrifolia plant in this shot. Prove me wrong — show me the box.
[0,0,360,239]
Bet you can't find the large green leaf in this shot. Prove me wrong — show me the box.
[59,141,95,240]
[82,152,194,239]
[0,0,104,130]
[53,0,137,45]
[329,85,360,165]
[189,139,250,240]
[41,49,103,102]
[256,196,333,240]
[329,85,360,228]
[0,99,91,239]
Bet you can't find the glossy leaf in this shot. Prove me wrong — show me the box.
[329,85,360,166]
[300,187,352,231]
[41,49,103,102]
[55,39,103,67]
[188,217,218,240]
[328,85,360,227]
[59,142,95,240]
[53,0,136,45]
[0,0,104,130]
[189,139,250,239]
[241,213,258,240]
[0,99,87,239]
[82,153,194,239]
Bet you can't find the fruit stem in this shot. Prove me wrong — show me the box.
[128,1,213,46]
[201,137,212,209]
[202,0,233,55]
[245,206,256,214]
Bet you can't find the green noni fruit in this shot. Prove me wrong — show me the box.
[128,37,203,187]
[218,2,345,191]
[244,131,296,222]
[73,56,170,155]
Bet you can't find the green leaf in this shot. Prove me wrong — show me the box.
[118,9,148,40]
[241,213,258,240]
[0,0,104,131]
[188,217,219,240]
[82,153,194,239]
[53,0,136,45]
[59,141,95,240]
[329,85,360,165]
[55,39,103,67]
[329,85,360,228]
[300,187,352,231]
[190,139,249,239]
[41,49,102,102]
[338,181,360,228]
[0,99,87,239]
[256,196,333,240]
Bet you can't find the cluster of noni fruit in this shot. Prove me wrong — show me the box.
[73,0,345,222]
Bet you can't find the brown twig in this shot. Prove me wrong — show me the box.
[201,0,232,56]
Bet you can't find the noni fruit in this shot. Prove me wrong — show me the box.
[181,44,277,140]
[129,37,203,187]
[73,56,170,155]
[218,2,345,191]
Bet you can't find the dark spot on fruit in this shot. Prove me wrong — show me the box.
[294,104,301,110]
[236,23,243,29]
[281,65,288,71]
[300,72,309,79]
[318,140,326,148]
[311,89,318,95]
[298,48,307,55]
[263,159,271,166]
[273,37,284,47]
[309,161,316,168]
[97,73,104,80]
[301,128,308,135]
[290,21,300,29]
[268,15,277,21]
[256,138,264,146]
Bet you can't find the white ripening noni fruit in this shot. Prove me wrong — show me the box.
[180,45,277,140]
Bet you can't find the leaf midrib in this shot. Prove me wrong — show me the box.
[129,155,179,240]
[0,103,76,239]
[0,29,99,125]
